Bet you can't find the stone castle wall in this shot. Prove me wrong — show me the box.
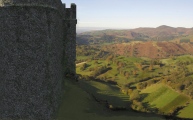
[63,5,77,76]
[0,1,76,120]
[0,0,63,9]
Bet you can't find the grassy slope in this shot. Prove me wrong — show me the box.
[161,55,193,65]
[76,55,193,119]
[57,79,164,120]
[141,83,190,114]
[76,56,144,84]
[86,81,130,107]
[178,100,193,118]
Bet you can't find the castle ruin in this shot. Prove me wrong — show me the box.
[0,0,76,119]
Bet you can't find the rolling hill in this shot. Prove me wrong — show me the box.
[76,25,193,45]
[102,41,193,58]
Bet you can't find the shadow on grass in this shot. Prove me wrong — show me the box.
[78,80,165,119]
[138,92,192,120]
[137,93,160,113]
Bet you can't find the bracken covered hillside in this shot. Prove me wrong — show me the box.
[102,41,193,59]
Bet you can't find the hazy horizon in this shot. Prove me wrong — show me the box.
[63,0,193,29]
[76,25,193,34]
[77,25,193,29]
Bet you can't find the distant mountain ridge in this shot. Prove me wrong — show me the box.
[77,27,132,34]
[77,25,193,44]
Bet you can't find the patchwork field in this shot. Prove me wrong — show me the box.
[141,83,190,114]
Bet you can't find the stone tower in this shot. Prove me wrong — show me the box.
[63,3,77,76]
[0,0,77,120]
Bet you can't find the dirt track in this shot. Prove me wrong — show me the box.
[76,61,87,66]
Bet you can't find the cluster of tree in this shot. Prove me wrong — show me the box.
[80,75,96,81]
[106,55,114,63]
[136,79,159,90]
[106,57,137,79]
[180,39,190,43]
[80,63,87,71]
[76,35,90,45]
[100,34,115,43]
[176,60,193,66]
[77,33,133,45]
[151,36,175,41]
[76,45,100,56]
[91,65,109,77]
[135,63,143,71]
[161,69,193,98]
[131,100,147,112]
[116,61,126,68]
[129,89,140,100]
[94,50,109,59]
[76,45,111,62]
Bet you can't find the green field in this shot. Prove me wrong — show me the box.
[57,79,164,120]
[161,55,193,65]
[178,100,193,118]
[141,83,190,114]
[76,56,146,85]
[76,54,193,119]
[86,81,130,107]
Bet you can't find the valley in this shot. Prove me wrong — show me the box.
[76,54,193,119]
[75,26,193,119]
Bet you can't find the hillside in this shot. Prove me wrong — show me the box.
[141,83,190,115]
[57,78,164,120]
[102,41,193,58]
[76,25,193,45]
[75,25,193,119]
[76,54,193,119]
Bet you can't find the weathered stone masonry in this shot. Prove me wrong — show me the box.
[63,3,77,76]
[0,0,77,120]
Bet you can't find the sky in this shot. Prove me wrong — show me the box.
[62,0,193,29]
